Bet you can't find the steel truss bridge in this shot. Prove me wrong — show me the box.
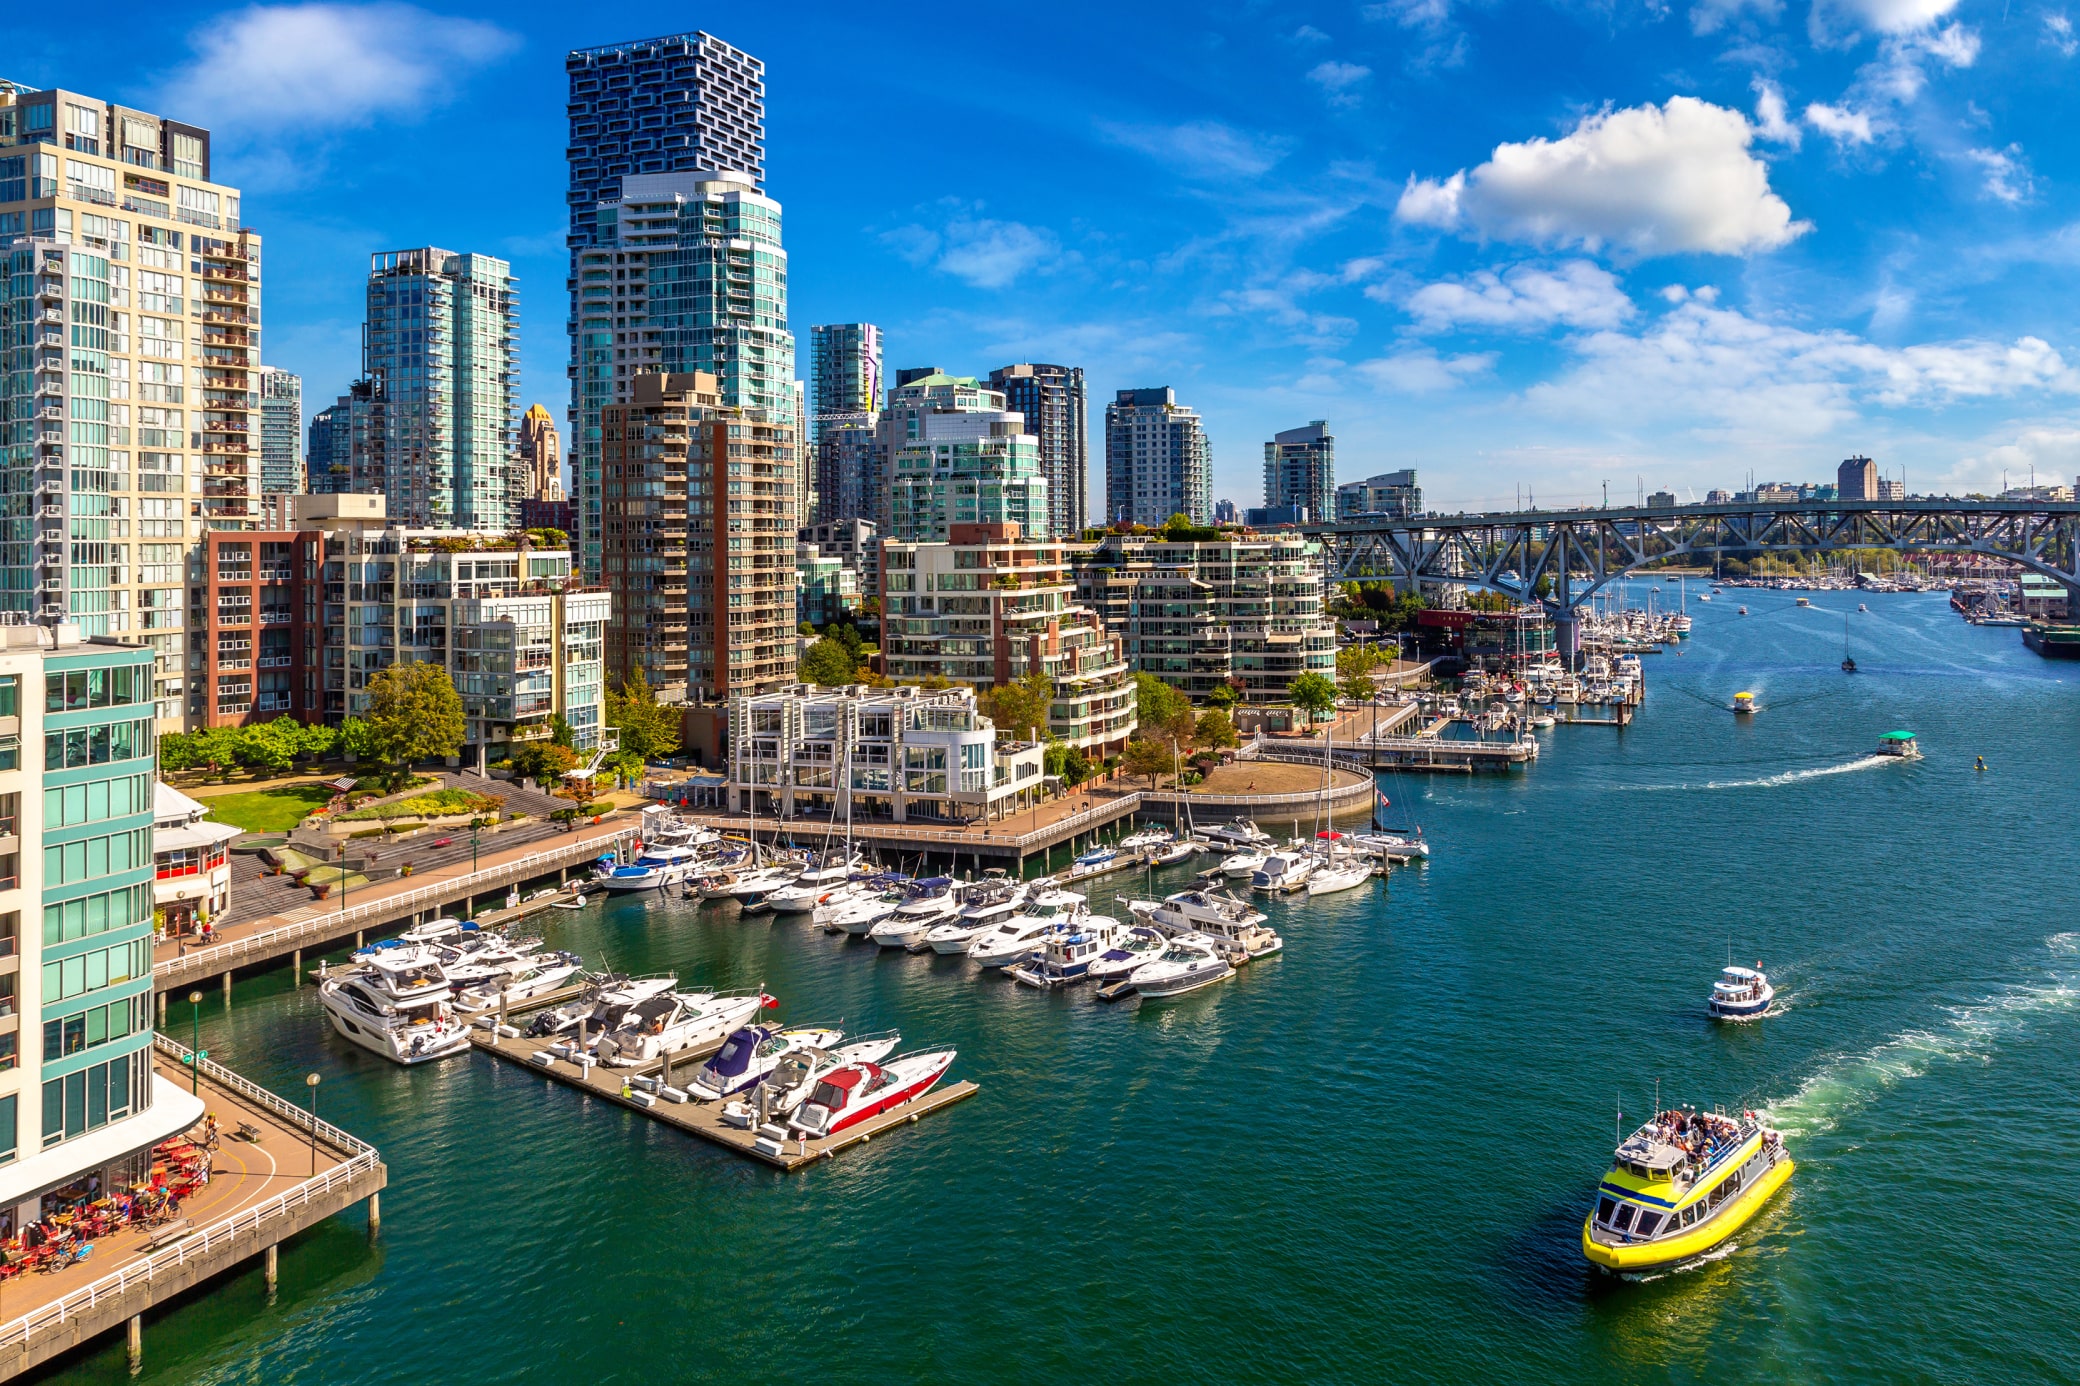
[1308,499,2080,658]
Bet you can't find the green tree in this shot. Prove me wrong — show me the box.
[548,714,575,750]
[982,670,1053,740]
[1122,737,1173,789]
[338,715,376,762]
[510,740,579,784]
[825,622,865,662]
[159,731,201,773]
[364,661,465,783]
[1205,679,1243,711]
[1288,671,1338,723]
[296,721,340,763]
[1043,741,1092,786]
[799,621,817,636]
[799,637,858,687]
[1194,707,1239,749]
[1132,672,1194,746]
[606,677,682,762]
[237,716,304,776]
[195,726,243,774]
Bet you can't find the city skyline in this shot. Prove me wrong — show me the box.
[12,3,2080,516]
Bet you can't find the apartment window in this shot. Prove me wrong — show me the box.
[0,1095,14,1162]
[41,1049,140,1149]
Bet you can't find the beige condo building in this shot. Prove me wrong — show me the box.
[1,80,262,729]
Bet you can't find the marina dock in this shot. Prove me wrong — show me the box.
[469,1025,978,1170]
[675,789,1143,872]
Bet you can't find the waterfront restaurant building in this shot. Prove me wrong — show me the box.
[726,684,1045,824]
[150,781,237,933]
[0,626,203,1237]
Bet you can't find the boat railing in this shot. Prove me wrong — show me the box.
[0,1038,384,1358]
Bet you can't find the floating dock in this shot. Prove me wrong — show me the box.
[469,1024,978,1171]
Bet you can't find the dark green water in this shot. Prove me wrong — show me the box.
[42,589,2080,1383]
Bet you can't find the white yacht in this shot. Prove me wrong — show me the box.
[523,974,679,1040]
[821,882,907,935]
[1251,851,1314,894]
[732,1032,904,1122]
[684,1023,847,1102]
[1219,849,1269,879]
[1117,826,1175,853]
[1351,831,1429,861]
[1306,853,1376,896]
[1198,820,1273,851]
[767,853,867,914]
[968,889,1087,968]
[1126,933,1236,999]
[724,861,809,904]
[1127,887,1267,935]
[596,845,705,893]
[921,877,1027,955]
[319,948,474,1064]
[1007,915,1128,988]
[1086,925,1169,983]
[593,990,769,1068]
[455,949,584,1012]
[867,877,965,948]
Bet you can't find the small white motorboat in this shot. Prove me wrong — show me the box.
[1126,933,1235,999]
[1006,916,1126,989]
[1085,925,1169,983]
[1220,849,1268,879]
[318,948,474,1065]
[1116,826,1175,853]
[1072,844,1119,871]
[922,878,1027,954]
[593,990,770,1068]
[1351,831,1429,860]
[521,973,680,1039]
[1251,851,1313,894]
[968,889,1086,968]
[729,1031,904,1123]
[868,876,965,948]
[821,882,906,936]
[597,845,705,892]
[455,950,584,1011]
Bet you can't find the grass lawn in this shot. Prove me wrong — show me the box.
[202,782,336,833]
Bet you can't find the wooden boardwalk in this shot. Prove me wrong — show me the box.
[470,1026,978,1171]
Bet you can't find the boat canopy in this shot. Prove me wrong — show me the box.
[1720,966,1762,981]
[1880,730,1917,741]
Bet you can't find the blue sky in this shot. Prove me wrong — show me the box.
[15,0,2080,509]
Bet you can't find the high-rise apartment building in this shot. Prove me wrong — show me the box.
[0,626,201,1222]
[257,366,301,497]
[569,170,795,583]
[565,31,768,583]
[882,522,1135,754]
[520,403,562,501]
[990,363,1088,538]
[1876,477,1905,501]
[886,392,1050,544]
[811,324,881,524]
[600,371,796,703]
[1104,388,1210,527]
[356,248,519,531]
[304,380,378,494]
[1838,455,1877,502]
[1264,421,1333,522]
[874,371,998,535]
[1336,468,1421,519]
[1074,532,1337,702]
[1,81,263,729]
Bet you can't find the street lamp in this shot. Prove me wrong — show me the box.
[336,841,350,927]
[187,990,203,1095]
[304,1072,321,1176]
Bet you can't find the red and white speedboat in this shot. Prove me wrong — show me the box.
[787,1048,957,1140]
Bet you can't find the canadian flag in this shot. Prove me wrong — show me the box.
[760,993,778,1009]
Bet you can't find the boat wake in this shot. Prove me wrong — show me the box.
[1762,932,2080,1138]
[1629,755,1893,792]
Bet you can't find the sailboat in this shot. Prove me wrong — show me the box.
[1841,614,1857,673]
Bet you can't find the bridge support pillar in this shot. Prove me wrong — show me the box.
[1555,613,1583,670]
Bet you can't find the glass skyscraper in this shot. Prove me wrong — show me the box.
[565,30,767,583]
[990,363,1087,537]
[359,248,519,530]
[257,365,301,497]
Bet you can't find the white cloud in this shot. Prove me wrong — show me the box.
[1394,97,1809,257]
[2046,13,2079,56]
[158,3,517,137]
[1403,261,1638,333]
[1965,426,2080,486]
[1810,0,1961,40]
[1966,145,2034,205]
[1308,61,1374,106]
[1805,101,1877,145]
[1099,119,1291,179]
[1691,0,1781,35]
[1752,79,1802,148]
[1356,349,1498,393]
[1291,24,1333,43]
[1527,298,2074,441]
[1363,0,1456,30]
[883,215,1062,289]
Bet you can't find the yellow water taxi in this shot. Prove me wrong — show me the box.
[1581,1108,1793,1274]
[1732,691,1756,714]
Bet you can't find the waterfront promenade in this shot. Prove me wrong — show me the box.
[0,1040,385,1379]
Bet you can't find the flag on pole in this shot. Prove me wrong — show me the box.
[1376,788,1391,808]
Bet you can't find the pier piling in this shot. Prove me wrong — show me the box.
[292,949,301,986]
[264,1243,278,1295]
[367,1191,381,1242]
[221,971,232,1005]
[126,1314,141,1374]
[156,992,166,1026]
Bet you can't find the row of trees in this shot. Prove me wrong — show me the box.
[159,661,468,788]
[505,677,682,788]
[1118,672,1243,787]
